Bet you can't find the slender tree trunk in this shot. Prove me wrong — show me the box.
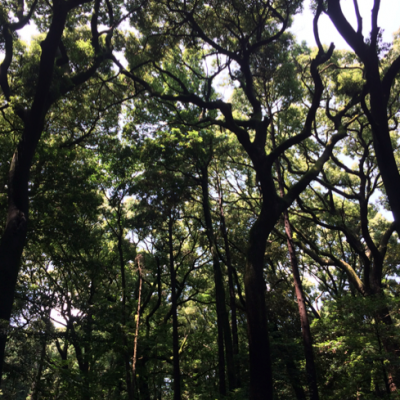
[168,214,181,400]
[286,358,308,400]
[124,342,134,400]
[117,213,134,400]
[216,176,241,387]
[83,304,94,400]
[283,211,319,400]
[374,322,393,394]
[200,166,236,392]
[67,301,93,400]
[279,344,307,400]
[271,104,319,398]
[31,324,49,400]
[132,255,144,398]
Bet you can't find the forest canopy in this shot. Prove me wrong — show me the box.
[0,0,400,399]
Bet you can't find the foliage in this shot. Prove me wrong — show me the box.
[0,0,400,399]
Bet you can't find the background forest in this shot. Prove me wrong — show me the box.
[0,0,400,399]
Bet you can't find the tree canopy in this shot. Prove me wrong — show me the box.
[0,0,400,399]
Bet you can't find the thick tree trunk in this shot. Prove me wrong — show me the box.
[243,121,340,398]
[168,215,181,400]
[200,167,236,392]
[0,114,46,389]
[245,206,273,400]
[367,79,400,237]
[374,321,395,394]
[283,212,319,400]
[0,174,28,385]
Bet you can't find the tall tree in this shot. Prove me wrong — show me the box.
[324,0,400,236]
[0,0,127,381]
[115,2,348,396]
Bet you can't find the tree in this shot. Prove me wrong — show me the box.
[0,0,126,380]
[114,2,349,396]
[324,0,400,236]
[0,0,399,398]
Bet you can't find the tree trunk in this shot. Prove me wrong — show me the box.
[200,166,236,392]
[367,81,400,237]
[373,300,400,392]
[369,250,400,391]
[281,346,307,400]
[68,307,92,400]
[217,176,241,387]
[117,212,134,400]
[283,211,319,400]
[168,214,181,400]
[272,99,320,399]
[0,170,28,385]
[137,356,151,400]
[31,323,49,400]
[245,206,273,400]
[132,255,144,398]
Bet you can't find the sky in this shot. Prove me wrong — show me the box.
[16,0,400,48]
[291,0,400,49]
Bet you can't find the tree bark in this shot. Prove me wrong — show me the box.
[200,166,236,393]
[137,356,151,400]
[283,211,319,400]
[168,214,181,400]
[31,321,50,400]
[216,174,241,387]
[245,204,274,400]
[115,208,135,400]
[276,154,319,400]
[132,255,144,398]
[275,341,307,400]
[373,300,400,392]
